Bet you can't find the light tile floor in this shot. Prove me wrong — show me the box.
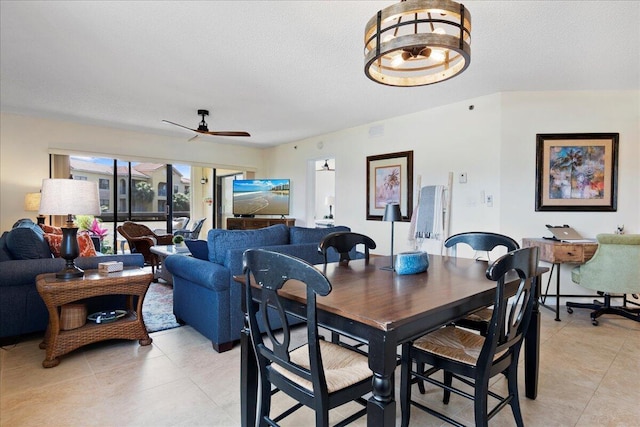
[1,306,638,426]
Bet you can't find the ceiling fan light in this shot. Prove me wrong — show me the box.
[364,0,472,87]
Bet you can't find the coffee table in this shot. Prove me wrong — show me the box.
[36,268,154,368]
[150,244,191,283]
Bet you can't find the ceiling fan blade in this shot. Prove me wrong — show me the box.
[203,131,251,137]
[162,119,197,132]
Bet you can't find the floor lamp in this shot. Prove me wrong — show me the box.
[381,203,402,271]
[39,178,101,279]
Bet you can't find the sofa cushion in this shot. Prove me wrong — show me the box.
[185,239,208,260]
[5,227,52,260]
[289,225,351,244]
[207,224,289,264]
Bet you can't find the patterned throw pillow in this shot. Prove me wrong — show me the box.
[40,224,63,234]
[44,231,97,258]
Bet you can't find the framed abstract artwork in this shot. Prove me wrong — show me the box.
[535,133,619,211]
[366,150,413,221]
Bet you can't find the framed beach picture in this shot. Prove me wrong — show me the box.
[366,150,413,221]
[535,133,619,211]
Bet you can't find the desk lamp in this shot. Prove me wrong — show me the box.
[324,195,335,219]
[39,179,101,279]
[381,203,402,271]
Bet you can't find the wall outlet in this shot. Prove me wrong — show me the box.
[486,195,493,207]
[458,172,467,183]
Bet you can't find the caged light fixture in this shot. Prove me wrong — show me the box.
[364,0,472,87]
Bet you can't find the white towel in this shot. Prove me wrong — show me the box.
[414,185,445,240]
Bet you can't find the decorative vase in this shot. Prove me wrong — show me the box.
[395,251,429,275]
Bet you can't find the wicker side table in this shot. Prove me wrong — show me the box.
[36,268,154,368]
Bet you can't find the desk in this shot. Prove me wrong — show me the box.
[522,238,597,321]
[239,255,547,427]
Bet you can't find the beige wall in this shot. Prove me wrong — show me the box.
[262,90,639,296]
[0,113,265,231]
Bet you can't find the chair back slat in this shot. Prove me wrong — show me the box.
[243,249,332,395]
[318,231,377,264]
[481,247,539,367]
[445,231,519,261]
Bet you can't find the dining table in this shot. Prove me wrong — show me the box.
[238,253,547,427]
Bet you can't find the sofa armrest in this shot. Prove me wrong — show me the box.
[164,255,230,292]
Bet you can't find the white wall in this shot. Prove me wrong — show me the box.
[0,112,265,231]
[264,90,640,299]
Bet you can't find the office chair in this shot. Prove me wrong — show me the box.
[567,233,640,325]
[243,249,372,427]
[400,247,539,427]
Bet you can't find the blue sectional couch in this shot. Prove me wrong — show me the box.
[164,224,351,352]
[0,219,144,340]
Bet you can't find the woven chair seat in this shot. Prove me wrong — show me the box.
[464,307,493,323]
[273,340,371,393]
[414,325,507,366]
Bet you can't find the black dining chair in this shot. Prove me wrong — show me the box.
[243,249,373,427]
[445,232,520,336]
[318,231,377,353]
[400,247,539,427]
[318,231,377,265]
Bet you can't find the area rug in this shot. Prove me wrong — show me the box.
[142,282,181,333]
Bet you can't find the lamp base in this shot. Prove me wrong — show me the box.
[55,264,85,280]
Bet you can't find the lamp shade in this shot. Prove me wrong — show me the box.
[383,203,402,222]
[325,196,335,206]
[39,179,101,216]
[24,192,41,212]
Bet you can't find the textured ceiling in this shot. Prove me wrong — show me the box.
[1,1,639,147]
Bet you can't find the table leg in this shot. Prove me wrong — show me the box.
[367,339,397,426]
[554,262,561,321]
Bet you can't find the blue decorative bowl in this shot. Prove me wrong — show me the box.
[395,251,429,275]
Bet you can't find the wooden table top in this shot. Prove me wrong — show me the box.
[241,254,499,332]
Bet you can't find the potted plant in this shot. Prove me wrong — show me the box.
[172,234,185,247]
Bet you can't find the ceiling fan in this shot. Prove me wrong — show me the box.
[162,109,250,137]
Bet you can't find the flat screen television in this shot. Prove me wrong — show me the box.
[232,179,290,216]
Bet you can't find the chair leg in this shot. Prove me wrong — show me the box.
[400,344,411,427]
[507,363,524,427]
[473,379,490,427]
[443,371,453,404]
[417,362,426,394]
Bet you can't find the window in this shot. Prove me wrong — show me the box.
[119,178,127,195]
[73,175,87,180]
[158,200,166,213]
[174,185,179,194]
[99,178,109,190]
[158,182,167,198]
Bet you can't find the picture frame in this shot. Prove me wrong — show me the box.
[366,150,413,221]
[535,133,618,212]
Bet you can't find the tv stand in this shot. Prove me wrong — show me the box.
[227,217,295,230]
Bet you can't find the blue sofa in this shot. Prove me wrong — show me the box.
[0,219,144,340]
[164,224,351,352]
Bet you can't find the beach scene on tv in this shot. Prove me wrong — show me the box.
[233,179,290,215]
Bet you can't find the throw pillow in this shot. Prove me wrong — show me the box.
[40,224,63,234]
[44,232,97,258]
[185,239,208,260]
